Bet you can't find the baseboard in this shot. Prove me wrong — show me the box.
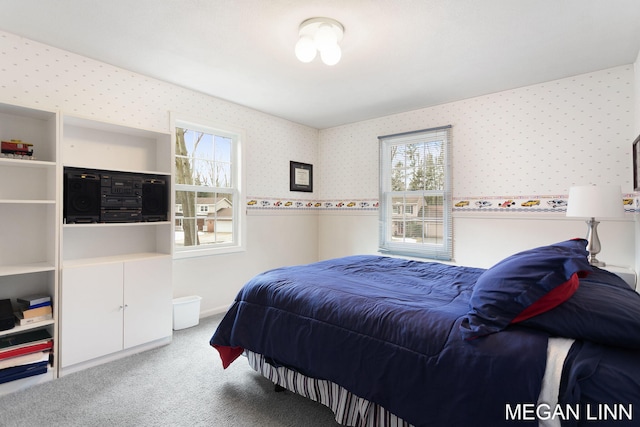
[200,305,230,318]
[58,336,172,377]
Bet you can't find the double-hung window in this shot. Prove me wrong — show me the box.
[378,126,452,260]
[174,118,244,257]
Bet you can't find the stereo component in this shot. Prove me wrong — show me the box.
[100,209,143,223]
[100,172,143,222]
[63,167,168,224]
[142,177,168,222]
[64,170,101,223]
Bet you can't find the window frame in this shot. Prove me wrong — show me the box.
[378,126,452,260]
[172,114,246,259]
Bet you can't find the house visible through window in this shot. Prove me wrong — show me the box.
[378,126,452,260]
[174,119,244,257]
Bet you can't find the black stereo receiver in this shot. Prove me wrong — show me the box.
[100,172,142,222]
[64,167,168,224]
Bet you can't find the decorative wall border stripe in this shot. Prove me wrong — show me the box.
[246,197,378,211]
[452,195,638,214]
[246,194,639,213]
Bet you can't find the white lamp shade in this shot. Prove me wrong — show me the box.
[320,44,341,66]
[295,36,317,63]
[314,24,338,51]
[295,17,344,65]
[566,185,624,218]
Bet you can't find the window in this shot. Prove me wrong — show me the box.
[378,126,452,260]
[174,118,244,257]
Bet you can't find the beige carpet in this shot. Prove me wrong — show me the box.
[0,314,341,426]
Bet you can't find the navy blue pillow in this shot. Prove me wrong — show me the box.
[520,267,640,348]
[460,239,592,340]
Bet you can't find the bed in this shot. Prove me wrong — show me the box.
[210,239,640,426]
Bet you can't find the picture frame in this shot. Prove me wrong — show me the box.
[290,161,313,192]
[634,134,640,191]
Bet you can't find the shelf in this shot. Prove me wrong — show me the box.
[63,252,170,268]
[0,157,56,169]
[63,115,168,138]
[62,163,171,177]
[0,263,56,277]
[63,221,171,228]
[0,199,55,205]
[0,319,54,338]
[0,367,54,397]
[0,103,55,121]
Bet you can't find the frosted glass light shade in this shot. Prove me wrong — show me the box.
[566,185,624,218]
[320,44,341,66]
[295,36,317,63]
[295,17,344,66]
[314,24,338,51]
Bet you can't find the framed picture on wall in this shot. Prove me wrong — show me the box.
[290,161,313,192]
[634,134,640,191]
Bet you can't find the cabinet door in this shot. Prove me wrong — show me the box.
[123,256,172,349]
[60,263,124,367]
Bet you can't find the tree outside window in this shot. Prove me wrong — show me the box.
[379,126,452,260]
[174,121,242,256]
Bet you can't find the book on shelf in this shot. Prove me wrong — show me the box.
[16,304,52,320]
[0,351,49,370]
[15,312,53,326]
[0,360,49,385]
[0,329,53,359]
[16,294,51,308]
[19,300,51,310]
[0,340,53,361]
[0,329,51,350]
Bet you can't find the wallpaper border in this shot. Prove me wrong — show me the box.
[245,194,639,213]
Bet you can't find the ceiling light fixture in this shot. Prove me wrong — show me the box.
[295,17,344,66]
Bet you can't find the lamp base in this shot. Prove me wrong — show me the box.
[588,257,606,267]
[585,217,605,268]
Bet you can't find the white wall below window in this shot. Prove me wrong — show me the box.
[453,215,634,268]
[175,212,318,316]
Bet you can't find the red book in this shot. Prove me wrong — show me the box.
[0,340,53,361]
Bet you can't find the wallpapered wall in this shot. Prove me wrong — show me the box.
[2,30,633,208]
[318,65,635,201]
[0,31,318,201]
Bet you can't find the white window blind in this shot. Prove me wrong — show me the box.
[378,126,452,260]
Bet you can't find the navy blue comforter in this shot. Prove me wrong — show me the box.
[211,255,549,426]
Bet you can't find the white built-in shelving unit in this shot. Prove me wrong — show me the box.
[0,103,59,395]
[59,115,173,375]
[0,104,174,390]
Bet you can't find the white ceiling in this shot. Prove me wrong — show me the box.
[1,0,640,129]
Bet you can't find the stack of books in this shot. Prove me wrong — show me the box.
[0,329,52,384]
[14,294,52,326]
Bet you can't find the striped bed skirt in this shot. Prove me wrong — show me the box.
[245,350,412,427]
